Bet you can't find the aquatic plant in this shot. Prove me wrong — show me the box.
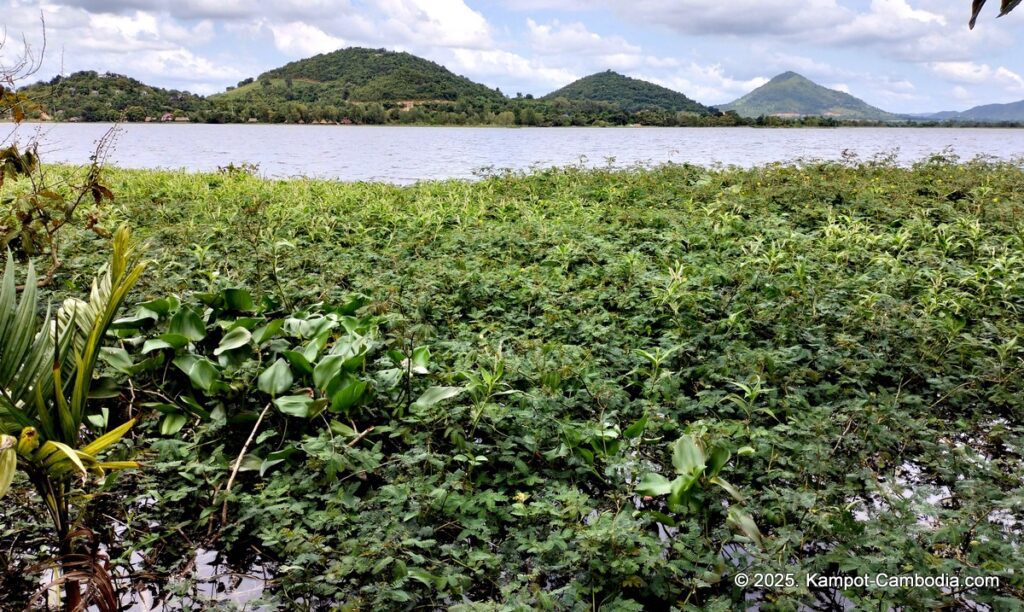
[0,226,145,610]
[1,160,1022,609]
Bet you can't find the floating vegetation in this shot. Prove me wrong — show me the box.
[2,157,1023,609]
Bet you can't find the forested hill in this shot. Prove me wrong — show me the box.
[542,70,713,114]
[18,71,207,122]
[927,99,1024,122]
[224,47,504,103]
[721,71,900,121]
[17,53,939,127]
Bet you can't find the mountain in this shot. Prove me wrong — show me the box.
[19,71,207,121]
[542,70,713,114]
[924,100,1024,122]
[721,72,900,121]
[217,47,503,104]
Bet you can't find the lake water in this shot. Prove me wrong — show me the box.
[8,123,1024,183]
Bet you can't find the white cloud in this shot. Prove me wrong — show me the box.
[1,1,243,93]
[266,21,346,57]
[930,61,1024,91]
[952,85,972,100]
[579,0,852,36]
[448,48,577,89]
[836,0,945,39]
[641,62,769,104]
[376,0,492,49]
[526,19,640,56]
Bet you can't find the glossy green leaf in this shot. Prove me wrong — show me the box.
[160,413,188,436]
[214,327,252,355]
[330,379,367,413]
[223,288,255,312]
[412,386,463,409]
[253,319,285,345]
[727,507,764,548]
[258,358,294,396]
[173,355,220,393]
[671,435,705,477]
[282,350,315,376]
[142,333,191,354]
[623,413,648,439]
[274,395,317,419]
[636,472,674,497]
[168,307,206,342]
[100,347,135,374]
[313,355,345,391]
[710,477,744,502]
[411,346,430,374]
[707,446,731,479]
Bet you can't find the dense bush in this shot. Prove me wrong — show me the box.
[2,158,1023,609]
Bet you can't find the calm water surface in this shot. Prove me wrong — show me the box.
[9,123,1024,183]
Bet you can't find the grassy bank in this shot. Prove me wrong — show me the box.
[4,160,1024,609]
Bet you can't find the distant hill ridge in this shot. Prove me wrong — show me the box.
[542,70,713,114]
[32,49,1024,125]
[925,99,1024,122]
[721,71,900,121]
[244,47,503,102]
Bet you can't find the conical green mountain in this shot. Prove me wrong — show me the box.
[721,72,899,121]
[543,70,713,114]
[220,47,503,103]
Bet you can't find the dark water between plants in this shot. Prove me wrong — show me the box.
[9,123,1024,183]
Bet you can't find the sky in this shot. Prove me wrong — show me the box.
[2,0,1023,113]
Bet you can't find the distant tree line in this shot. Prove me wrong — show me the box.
[13,70,1024,128]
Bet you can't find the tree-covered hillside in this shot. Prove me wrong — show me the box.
[19,71,208,121]
[236,47,504,103]
[543,70,713,114]
[721,72,900,121]
[16,55,925,127]
[929,99,1024,122]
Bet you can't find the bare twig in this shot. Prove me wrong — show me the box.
[220,402,272,525]
[346,426,375,448]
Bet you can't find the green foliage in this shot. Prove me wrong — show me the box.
[18,71,207,122]
[109,288,393,436]
[256,47,504,102]
[721,71,901,120]
[637,433,762,547]
[0,254,54,432]
[543,70,713,114]
[19,54,933,127]
[1,150,115,273]
[4,159,1024,609]
[0,226,145,610]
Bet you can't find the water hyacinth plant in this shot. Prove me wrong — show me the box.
[1,159,1023,609]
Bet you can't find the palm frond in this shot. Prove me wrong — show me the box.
[0,253,57,433]
[970,0,1022,28]
[67,226,146,427]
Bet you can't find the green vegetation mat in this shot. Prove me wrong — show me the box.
[3,159,1024,609]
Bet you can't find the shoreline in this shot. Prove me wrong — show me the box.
[34,155,1024,188]
[7,119,1024,129]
